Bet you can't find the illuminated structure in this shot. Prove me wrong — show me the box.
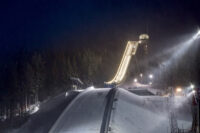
[106,34,149,85]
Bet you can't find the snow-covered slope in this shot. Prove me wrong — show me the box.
[15,91,79,133]
[109,88,171,133]
[49,88,110,133]
[15,88,192,133]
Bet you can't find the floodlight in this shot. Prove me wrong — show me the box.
[197,30,200,37]
[149,74,153,79]
[190,84,195,89]
[176,87,182,92]
[193,29,200,39]
[134,78,138,83]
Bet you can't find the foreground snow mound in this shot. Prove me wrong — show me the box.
[16,88,192,133]
[49,88,110,133]
[109,88,171,133]
[15,91,79,133]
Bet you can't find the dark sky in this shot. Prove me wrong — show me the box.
[0,0,200,60]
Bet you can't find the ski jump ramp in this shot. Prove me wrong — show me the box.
[106,34,149,85]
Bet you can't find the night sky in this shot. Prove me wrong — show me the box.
[0,0,200,62]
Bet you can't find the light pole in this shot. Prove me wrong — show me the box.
[197,87,200,133]
[192,87,199,133]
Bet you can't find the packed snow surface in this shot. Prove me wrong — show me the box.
[16,88,192,133]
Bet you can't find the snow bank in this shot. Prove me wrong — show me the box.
[49,88,110,133]
[15,88,192,133]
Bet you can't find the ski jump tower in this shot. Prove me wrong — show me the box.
[105,34,149,86]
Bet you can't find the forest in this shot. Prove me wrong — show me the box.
[0,47,112,120]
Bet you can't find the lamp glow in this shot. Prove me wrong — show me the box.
[149,74,153,79]
[134,78,138,83]
[88,86,95,90]
[176,87,182,92]
[190,84,195,89]
[193,29,200,39]
[197,30,200,37]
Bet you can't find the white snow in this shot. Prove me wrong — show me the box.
[108,88,192,133]
[49,88,110,133]
[109,88,171,133]
[28,103,40,115]
[15,88,192,133]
